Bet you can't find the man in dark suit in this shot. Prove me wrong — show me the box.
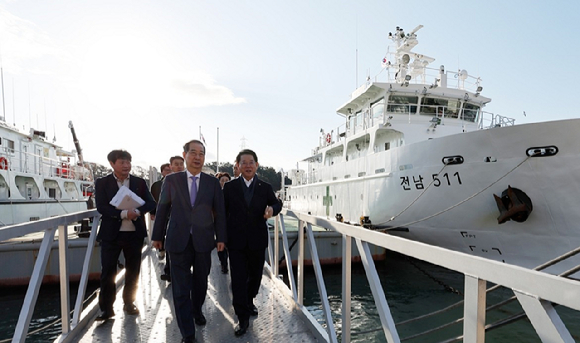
[151,140,226,343]
[95,149,156,321]
[150,162,171,219]
[223,149,281,337]
[150,162,172,281]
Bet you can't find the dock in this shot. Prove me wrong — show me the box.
[70,249,321,343]
[5,209,580,343]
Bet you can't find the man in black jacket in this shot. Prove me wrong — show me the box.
[223,149,281,336]
[94,149,156,321]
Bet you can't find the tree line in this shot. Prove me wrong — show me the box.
[90,162,290,193]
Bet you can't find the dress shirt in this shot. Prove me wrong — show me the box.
[242,176,254,187]
[113,174,137,232]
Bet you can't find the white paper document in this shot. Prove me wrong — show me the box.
[110,185,145,210]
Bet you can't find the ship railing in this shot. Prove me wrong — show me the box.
[0,147,86,181]
[0,210,101,343]
[377,58,483,94]
[269,209,580,343]
[318,123,348,149]
[478,111,516,129]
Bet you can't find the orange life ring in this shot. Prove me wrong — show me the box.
[0,157,7,170]
[326,133,331,144]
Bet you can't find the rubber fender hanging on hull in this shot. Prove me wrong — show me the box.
[493,186,533,224]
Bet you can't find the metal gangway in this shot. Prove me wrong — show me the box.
[3,208,580,342]
[2,210,323,343]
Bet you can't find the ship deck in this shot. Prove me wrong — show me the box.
[68,248,322,343]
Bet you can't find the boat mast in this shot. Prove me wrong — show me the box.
[0,52,5,123]
[68,121,84,167]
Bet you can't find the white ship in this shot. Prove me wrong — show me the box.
[286,25,580,275]
[0,120,92,226]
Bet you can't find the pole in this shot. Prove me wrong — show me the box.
[217,127,220,173]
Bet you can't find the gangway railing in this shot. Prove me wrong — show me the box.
[0,210,100,343]
[269,209,580,343]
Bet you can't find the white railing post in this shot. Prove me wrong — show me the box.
[279,214,298,300]
[514,290,574,342]
[341,235,352,343]
[273,215,280,277]
[72,215,100,326]
[12,227,57,343]
[463,274,486,343]
[355,238,400,343]
[305,223,338,343]
[267,221,274,271]
[58,224,71,334]
[297,219,305,305]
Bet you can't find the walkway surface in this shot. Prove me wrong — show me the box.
[72,249,321,343]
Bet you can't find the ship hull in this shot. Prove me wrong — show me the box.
[0,200,88,226]
[287,119,580,274]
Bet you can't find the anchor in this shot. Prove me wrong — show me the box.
[493,185,533,224]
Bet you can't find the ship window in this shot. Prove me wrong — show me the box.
[387,95,418,114]
[385,142,390,151]
[420,98,462,118]
[420,97,446,115]
[371,98,385,121]
[5,139,14,154]
[462,103,480,122]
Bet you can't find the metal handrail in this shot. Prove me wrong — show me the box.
[0,210,100,343]
[271,209,579,343]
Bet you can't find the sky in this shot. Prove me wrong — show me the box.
[0,0,579,174]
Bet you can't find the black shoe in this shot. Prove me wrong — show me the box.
[234,319,249,336]
[181,335,195,343]
[160,273,172,282]
[221,265,228,274]
[194,314,206,326]
[95,310,114,321]
[123,303,139,315]
[249,303,258,316]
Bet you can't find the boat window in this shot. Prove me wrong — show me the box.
[355,111,363,129]
[4,139,14,154]
[420,97,461,118]
[371,98,385,122]
[387,95,418,114]
[462,103,480,122]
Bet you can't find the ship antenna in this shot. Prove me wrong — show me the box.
[0,49,5,123]
[355,14,358,89]
[12,77,15,126]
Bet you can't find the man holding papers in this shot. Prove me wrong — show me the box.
[95,149,156,321]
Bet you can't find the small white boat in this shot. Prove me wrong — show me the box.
[286,25,580,275]
[0,121,93,226]
[0,120,96,286]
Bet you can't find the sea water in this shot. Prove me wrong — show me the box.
[300,250,580,342]
[2,251,578,342]
[0,282,99,342]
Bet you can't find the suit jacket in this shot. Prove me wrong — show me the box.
[95,174,156,242]
[151,171,227,253]
[149,178,164,216]
[223,176,281,250]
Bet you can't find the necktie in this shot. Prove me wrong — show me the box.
[190,176,197,207]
